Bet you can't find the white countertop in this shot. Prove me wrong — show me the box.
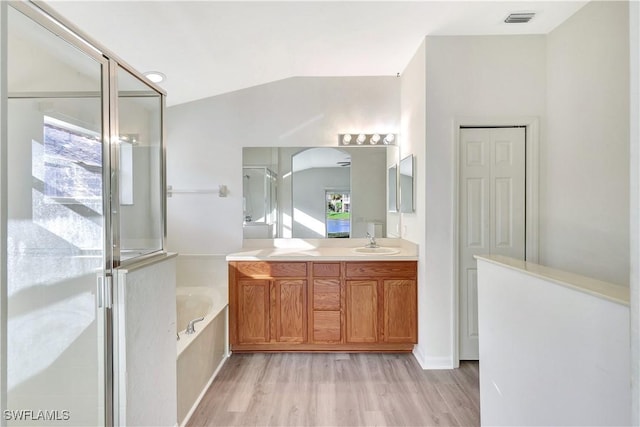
[226,238,418,261]
[475,255,629,306]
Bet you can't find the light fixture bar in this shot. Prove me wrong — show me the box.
[338,133,397,146]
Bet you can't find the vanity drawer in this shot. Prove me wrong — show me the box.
[235,261,307,278]
[345,261,417,278]
[312,262,341,277]
[313,279,341,310]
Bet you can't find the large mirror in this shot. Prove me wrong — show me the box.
[243,145,399,239]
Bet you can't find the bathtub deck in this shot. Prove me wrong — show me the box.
[186,353,479,427]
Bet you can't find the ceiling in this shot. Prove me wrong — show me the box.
[43,1,588,107]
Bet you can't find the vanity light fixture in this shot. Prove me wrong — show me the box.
[338,133,397,146]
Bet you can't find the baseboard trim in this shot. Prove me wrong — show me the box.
[180,352,230,427]
[413,346,456,370]
[412,344,428,368]
[424,356,456,370]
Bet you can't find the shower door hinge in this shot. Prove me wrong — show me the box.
[97,273,113,309]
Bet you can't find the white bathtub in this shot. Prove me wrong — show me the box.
[176,286,228,426]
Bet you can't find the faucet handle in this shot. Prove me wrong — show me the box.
[365,232,378,248]
[186,317,205,334]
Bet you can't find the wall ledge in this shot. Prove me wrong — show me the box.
[475,255,629,306]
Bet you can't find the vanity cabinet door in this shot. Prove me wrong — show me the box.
[274,279,307,343]
[382,279,417,343]
[237,279,270,344]
[345,280,378,343]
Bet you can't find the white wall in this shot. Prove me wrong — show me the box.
[413,35,547,368]
[405,3,629,368]
[399,39,428,365]
[166,76,400,254]
[544,1,630,286]
[116,256,177,427]
[477,258,630,426]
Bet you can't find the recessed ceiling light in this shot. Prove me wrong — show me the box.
[143,71,166,84]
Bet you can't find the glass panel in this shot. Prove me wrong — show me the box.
[117,66,163,261]
[7,5,106,425]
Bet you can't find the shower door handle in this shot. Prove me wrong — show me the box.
[97,274,113,309]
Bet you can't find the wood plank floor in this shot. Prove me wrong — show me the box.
[187,353,479,427]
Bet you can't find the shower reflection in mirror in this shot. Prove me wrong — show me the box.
[242,167,277,238]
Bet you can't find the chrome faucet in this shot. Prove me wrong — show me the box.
[365,232,379,248]
[186,317,204,334]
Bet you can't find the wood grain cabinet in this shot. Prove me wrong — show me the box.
[345,262,418,344]
[310,263,342,344]
[229,260,417,352]
[236,278,270,343]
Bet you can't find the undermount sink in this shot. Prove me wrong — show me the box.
[352,247,400,255]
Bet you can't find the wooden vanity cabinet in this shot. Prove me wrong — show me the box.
[345,262,418,344]
[229,260,417,352]
[230,262,307,347]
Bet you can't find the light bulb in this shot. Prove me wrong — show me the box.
[370,134,381,144]
[384,134,396,144]
[356,134,366,145]
[342,134,352,145]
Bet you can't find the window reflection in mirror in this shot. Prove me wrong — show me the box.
[243,145,398,239]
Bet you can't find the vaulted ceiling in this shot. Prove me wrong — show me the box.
[44,1,588,106]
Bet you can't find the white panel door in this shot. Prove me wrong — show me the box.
[459,127,526,360]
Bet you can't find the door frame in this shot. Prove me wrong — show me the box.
[452,117,540,366]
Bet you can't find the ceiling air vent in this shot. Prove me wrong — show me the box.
[504,12,535,24]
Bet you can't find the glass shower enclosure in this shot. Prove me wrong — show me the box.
[2,2,166,426]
